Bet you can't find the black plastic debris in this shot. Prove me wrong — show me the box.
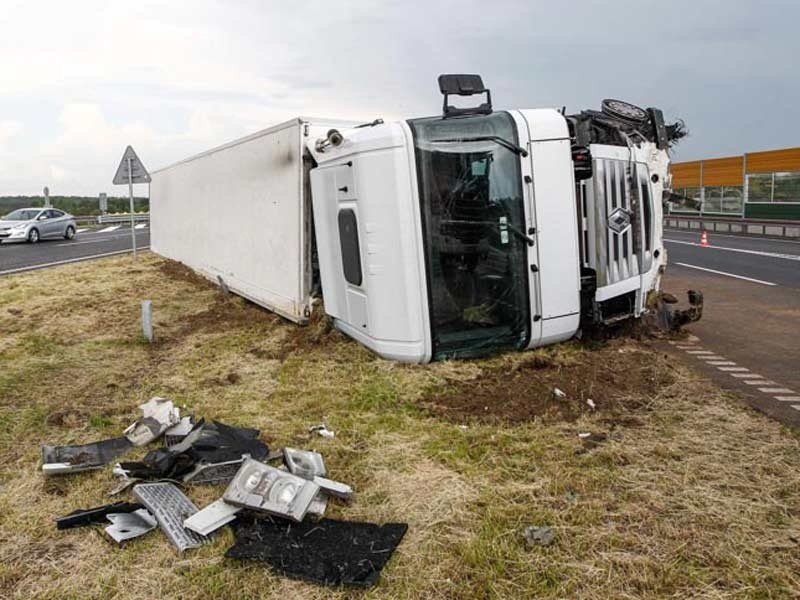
[118,420,268,481]
[55,501,143,530]
[226,515,408,588]
[42,437,134,476]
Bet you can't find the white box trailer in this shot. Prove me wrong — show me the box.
[150,117,355,323]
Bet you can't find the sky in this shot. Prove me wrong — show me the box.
[0,0,798,196]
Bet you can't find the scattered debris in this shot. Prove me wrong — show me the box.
[227,515,408,588]
[42,397,399,585]
[42,437,133,476]
[309,424,335,439]
[55,501,142,530]
[164,415,195,448]
[183,498,241,537]
[105,509,158,544]
[223,457,320,522]
[553,388,566,399]
[564,490,578,504]
[117,420,268,482]
[123,397,180,446]
[133,482,207,552]
[586,398,596,410]
[283,448,326,479]
[579,431,608,451]
[521,525,556,548]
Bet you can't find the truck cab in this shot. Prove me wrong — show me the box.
[308,76,675,363]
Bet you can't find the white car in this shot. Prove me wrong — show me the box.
[0,208,77,244]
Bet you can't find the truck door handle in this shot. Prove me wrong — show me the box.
[338,186,348,193]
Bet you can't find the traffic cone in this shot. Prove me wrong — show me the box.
[700,230,709,247]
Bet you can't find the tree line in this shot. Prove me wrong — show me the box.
[0,196,149,216]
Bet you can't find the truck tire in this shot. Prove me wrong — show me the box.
[601,99,648,125]
[64,225,75,240]
[28,228,40,243]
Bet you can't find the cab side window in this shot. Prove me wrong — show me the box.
[337,209,362,286]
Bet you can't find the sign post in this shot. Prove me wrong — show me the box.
[113,146,151,260]
[99,192,107,214]
[43,186,50,208]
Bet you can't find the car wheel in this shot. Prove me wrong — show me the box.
[28,228,40,243]
[64,225,75,240]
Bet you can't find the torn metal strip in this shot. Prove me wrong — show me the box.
[42,437,133,476]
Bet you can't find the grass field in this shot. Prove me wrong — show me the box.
[0,252,799,599]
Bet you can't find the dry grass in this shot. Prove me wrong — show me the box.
[0,252,799,599]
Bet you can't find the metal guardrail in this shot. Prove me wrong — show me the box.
[97,213,150,224]
[664,215,800,239]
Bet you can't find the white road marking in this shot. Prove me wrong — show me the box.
[687,350,714,355]
[700,356,726,361]
[135,223,147,229]
[717,366,749,372]
[793,406,800,411]
[707,361,736,366]
[97,225,121,233]
[731,373,756,378]
[759,388,795,394]
[673,262,777,286]
[665,238,800,261]
[775,396,800,403]
[744,380,774,385]
[0,247,150,275]
[676,345,696,350]
[76,228,89,233]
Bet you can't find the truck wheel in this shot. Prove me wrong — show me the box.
[28,228,40,243]
[601,99,648,125]
[64,225,75,240]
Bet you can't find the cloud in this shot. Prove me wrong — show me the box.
[0,120,22,145]
[0,0,798,194]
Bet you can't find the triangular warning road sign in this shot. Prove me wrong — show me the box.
[113,145,151,185]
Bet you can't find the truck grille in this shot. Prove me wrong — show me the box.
[581,158,653,288]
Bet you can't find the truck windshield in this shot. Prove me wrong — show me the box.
[408,111,530,360]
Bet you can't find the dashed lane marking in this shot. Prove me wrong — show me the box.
[670,342,797,417]
[97,225,121,233]
[76,228,89,233]
[135,223,147,229]
[775,396,800,403]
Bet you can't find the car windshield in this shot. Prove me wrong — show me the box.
[3,209,41,221]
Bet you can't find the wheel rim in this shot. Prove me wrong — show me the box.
[30,230,39,242]
[67,227,74,239]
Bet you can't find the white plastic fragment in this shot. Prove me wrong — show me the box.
[183,498,241,536]
[141,300,154,343]
[553,388,567,399]
[105,509,158,543]
[123,397,181,446]
[309,424,335,439]
[578,432,591,439]
[586,399,596,410]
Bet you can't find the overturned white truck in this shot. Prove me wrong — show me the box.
[151,75,697,363]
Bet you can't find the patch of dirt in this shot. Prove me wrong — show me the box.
[420,341,674,424]
[156,259,213,287]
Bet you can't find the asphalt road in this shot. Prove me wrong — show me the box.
[0,224,150,275]
[662,228,800,428]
